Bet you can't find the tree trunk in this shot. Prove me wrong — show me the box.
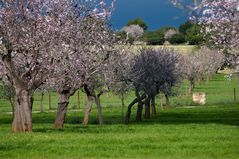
[151,96,156,115]
[125,98,137,124]
[121,94,125,123]
[144,97,150,119]
[206,75,211,84]
[82,95,94,125]
[54,92,70,129]
[198,79,201,85]
[48,91,52,110]
[125,93,146,124]
[95,95,103,126]
[189,80,195,94]
[12,89,33,132]
[77,90,80,109]
[40,92,44,112]
[165,94,170,106]
[136,102,143,122]
[136,92,144,122]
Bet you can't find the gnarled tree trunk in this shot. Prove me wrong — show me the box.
[136,102,143,122]
[40,92,44,112]
[165,94,170,106]
[12,89,33,132]
[82,85,105,126]
[125,93,146,124]
[136,92,144,122]
[206,75,212,84]
[151,96,156,115]
[136,92,145,122]
[82,95,94,125]
[54,92,71,128]
[125,98,137,124]
[144,97,150,119]
[95,95,103,125]
[189,80,195,94]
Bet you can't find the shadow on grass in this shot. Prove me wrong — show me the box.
[1,106,239,133]
[33,124,137,134]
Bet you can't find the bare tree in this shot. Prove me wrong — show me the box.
[125,48,183,124]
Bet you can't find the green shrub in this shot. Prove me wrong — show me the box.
[143,31,165,45]
[169,33,186,44]
[179,21,194,35]
[186,25,204,45]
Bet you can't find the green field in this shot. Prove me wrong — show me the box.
[1,74,239,159]
[129,45,198,54]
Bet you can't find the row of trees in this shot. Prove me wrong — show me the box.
[123,47,225,123]
[0,0,236,133]
[1,43,225,131]
[184,47,225,94]
[0,0,116,132]
[118,19,204,45]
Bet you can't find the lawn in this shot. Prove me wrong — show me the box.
[0,106,239,159]
[0,74,239,159]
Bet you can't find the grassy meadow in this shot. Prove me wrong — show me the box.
[0,73,239,159]
[129,45,198,54]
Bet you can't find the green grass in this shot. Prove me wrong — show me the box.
[0,106,239,159]
[169,74,239,107]
[0,74,239,159]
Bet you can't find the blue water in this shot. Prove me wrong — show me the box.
[110,0,189,30]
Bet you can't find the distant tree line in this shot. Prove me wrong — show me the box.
[117,18,204,45]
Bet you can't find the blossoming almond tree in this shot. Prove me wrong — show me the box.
[199,0,239,54]
[50,0,116,128]
[0,0,115,132]
[182,47,225,94]
[0,0,67,132]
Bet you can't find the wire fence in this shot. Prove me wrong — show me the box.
[0,74,238,113]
